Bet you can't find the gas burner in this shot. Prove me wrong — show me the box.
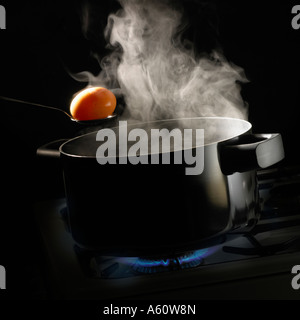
[75,246,218,279]
[128,249,211,274]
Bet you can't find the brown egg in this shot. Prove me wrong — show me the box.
[70,87,117,121]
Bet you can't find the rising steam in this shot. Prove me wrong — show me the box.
[74,0,248,121]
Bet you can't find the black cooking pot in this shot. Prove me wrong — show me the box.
[37,117,284,257]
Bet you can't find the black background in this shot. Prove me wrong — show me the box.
[0,0,300,301]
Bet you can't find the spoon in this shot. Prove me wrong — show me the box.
[0,95,118,126]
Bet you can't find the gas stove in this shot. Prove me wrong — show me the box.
[34,166,300,299]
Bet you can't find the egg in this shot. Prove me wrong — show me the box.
[70,87,117,121]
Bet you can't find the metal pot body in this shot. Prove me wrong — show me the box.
[58,117,284,256]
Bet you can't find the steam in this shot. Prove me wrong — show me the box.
[74,0,248,121]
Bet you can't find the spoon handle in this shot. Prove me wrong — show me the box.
[0,96,72,118]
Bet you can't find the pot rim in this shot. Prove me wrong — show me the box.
[59,116,252,158]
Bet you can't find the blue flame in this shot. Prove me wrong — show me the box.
[134,258,170,267]
[118,247,217,274]
[178,248,209,265]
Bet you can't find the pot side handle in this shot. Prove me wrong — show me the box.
[36,139,68,159]
[218,133,285,175]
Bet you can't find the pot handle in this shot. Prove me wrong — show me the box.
[218,133,284,175]
[36,139,68,158]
